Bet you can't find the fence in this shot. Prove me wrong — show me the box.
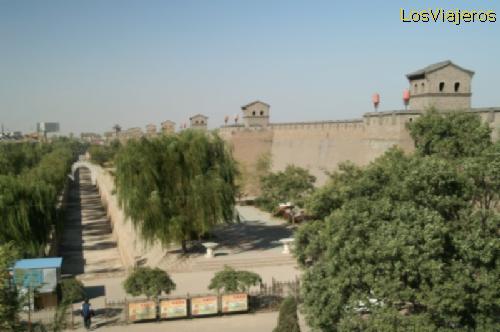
[19,305,78,329]
[98,277,301,326]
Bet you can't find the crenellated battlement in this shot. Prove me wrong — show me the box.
[217,61,500,194]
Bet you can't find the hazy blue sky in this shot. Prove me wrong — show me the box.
[1,0,499,135]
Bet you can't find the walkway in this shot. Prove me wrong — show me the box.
[59,167,124,280]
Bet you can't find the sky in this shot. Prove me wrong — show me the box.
[1,0,499,135]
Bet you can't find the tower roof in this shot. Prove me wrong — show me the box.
[241,100,270,110]
[406,60,474,80]
[189,114,208,120]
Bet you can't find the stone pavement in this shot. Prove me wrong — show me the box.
[72,311,311,332]
[59,168,124,279]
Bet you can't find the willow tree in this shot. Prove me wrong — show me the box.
[0,140,81,257]
[114,130,237,252]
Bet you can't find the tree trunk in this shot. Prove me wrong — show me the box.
[181,240,187,253]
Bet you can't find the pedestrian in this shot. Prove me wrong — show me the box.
[81,298,95,330]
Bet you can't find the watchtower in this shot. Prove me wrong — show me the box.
[161,120,176,134]
[406,60,474,111]
[241,101,270,128]
[189,114,208,130]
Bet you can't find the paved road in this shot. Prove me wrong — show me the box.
[59,167,124,278]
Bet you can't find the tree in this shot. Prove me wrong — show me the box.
[123,267,176,299]
[305,161,362,219]
[407,109,491,159]
[273,297,301,332]
[114,130,237,252]
[296,149,500,331]
[0,140,81,257]
[60,278,85,331]
[0,243,20,332]
[60,278,85,304]
[88,140,121,166]
[208,266,261,293]
[463,141,500,210]
[256,165,316,212]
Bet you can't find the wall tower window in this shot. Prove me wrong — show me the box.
[260,111,264,115]
[439,82,445,92]
[421,82,425,91]
[414,83,418,93]
[454,82,460,92]
[252,111,256,116]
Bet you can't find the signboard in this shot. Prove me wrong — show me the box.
[190,296,218,316]
[128,300,156,321]
[221,293,248,313]
[14,269,44,288]
[14,268,59,293]
[37,122,60,133]
[160,298,188,319]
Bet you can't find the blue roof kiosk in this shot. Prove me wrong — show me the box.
[13,257,63,309]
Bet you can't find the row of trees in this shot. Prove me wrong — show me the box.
[123,265,300,332]
[295,110,500,331]
[0,139,83,257]
[114,130,238,252]
[123,265,261,299]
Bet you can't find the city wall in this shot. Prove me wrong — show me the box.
[219,109,499,194]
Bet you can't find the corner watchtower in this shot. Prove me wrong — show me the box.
[241,100,270,128]
[407,60,474,111]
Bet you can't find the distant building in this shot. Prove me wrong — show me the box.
[161,120,176,134]
[103,131,116,142]
[122,127,143,141]
[145,124,157,137]
[80,132,102,143]
[189,114,208,130]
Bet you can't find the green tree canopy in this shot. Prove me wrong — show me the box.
[123,267,176,299]
[0,140,82,256]
[273,297,301,332]
[208,266,262,293]
[256,165,316,212]
[407,109,491,159]
[296,148,500,331]
[0,243,20,332]
[114,130,237,252]
[60,278,85,304]
[88,140,121,166]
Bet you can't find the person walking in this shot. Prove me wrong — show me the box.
[81,298,94,330]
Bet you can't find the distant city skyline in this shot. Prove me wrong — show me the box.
[1,0,499,135]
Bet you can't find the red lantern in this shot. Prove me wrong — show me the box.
[403,89,410,110]
[372,93,380,111]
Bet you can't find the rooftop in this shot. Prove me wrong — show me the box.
[241,100,270,110]
[406,60,474,79]
[14,257,62,270]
